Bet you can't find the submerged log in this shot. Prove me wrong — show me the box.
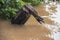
[24,4,44,24]
[11,7,31,25]
[11,4,44,25]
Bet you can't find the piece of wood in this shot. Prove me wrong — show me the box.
[11,4,44,25]
[24,4,44,24]
[11,7,30,25]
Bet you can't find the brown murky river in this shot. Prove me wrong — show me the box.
[0,2,60,40]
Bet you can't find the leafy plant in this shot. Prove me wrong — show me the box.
[22,0,42,6]
[0,0,25,19]
[0,0,42,20]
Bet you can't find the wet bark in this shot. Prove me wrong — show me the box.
[11,7,30,25]
[11,4,44,25]
[24,4,44,24]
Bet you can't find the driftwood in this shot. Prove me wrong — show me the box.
[24,4,44,24]
[11,4,44,25]
[11,7,30,25]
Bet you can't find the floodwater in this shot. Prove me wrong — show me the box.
[0,2,60,40]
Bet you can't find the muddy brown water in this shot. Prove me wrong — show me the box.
[0,17,52,40]
[0,2,60,40]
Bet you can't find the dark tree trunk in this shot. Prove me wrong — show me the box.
[11,7,30,25]
[24,4,44,24]
[11,4,44,25]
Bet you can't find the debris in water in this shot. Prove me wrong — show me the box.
[11,4,44,25]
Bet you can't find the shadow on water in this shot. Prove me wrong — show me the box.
[0,1,60,40]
